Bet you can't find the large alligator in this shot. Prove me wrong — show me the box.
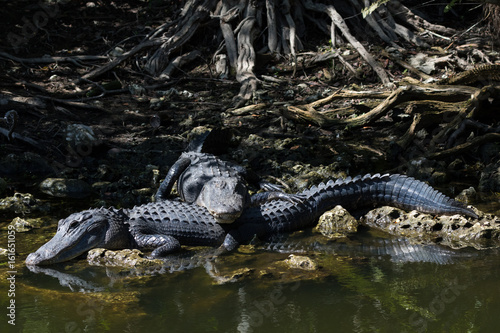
[155,130,303,224]
[26,173,478,265]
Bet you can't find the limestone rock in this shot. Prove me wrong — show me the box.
[87,248,163,269]
[8,216,44,232]
[283,254,318,271]
[455,187,478,204]
[362,206,498,249]
[314,205,359,238]
[0,192,49,215]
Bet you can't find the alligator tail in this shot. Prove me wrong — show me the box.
[309,173,478,219]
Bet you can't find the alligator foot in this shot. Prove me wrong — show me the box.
[135,234,182,258]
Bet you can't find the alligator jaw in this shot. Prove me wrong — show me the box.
[210,210,242,224]
[25,228,104,265]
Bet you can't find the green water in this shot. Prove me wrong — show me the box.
[3,250,500,333]
[1,202,500,333]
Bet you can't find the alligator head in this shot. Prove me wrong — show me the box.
[26,207,130,265]
[195,176,249,224]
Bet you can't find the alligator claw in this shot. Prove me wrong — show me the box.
[259,181,285,192]
[250,192,306,206]
[285,194,307,204]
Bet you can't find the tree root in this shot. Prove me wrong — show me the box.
[7,1,485,108]
[76,0,449,105]
[0,51,107,66]
[285,85,479,128]
[233,6,258,108]
[303,0,390,85]
[427,133,500,160]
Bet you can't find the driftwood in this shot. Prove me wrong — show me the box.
[229,103,267,116]
[285,85,479,128]
[285,81,500,162]
[396,113,422,150]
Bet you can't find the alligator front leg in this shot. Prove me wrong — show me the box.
[133,233,181,257]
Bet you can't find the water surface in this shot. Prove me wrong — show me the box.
[1,202,500,333]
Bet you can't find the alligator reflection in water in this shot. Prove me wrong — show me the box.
[18,232,500,332]
[261,234,480,265]
[25,234,484,292]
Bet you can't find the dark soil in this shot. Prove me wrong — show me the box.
[0,1,498,208]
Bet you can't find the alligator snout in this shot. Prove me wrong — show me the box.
[25,251,42,265]
[26,249,56,266]
[210,210,242,224]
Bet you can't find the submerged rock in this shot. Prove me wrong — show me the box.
[39,178,92,198]
[362,206,499,249]
[256,254,326,283]
[314,205,359,238]
[283,255,318,271]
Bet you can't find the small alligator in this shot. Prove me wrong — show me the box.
[26,173,478,265]
[155,130,303,223]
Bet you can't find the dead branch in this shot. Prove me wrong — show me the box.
[396,113,422,149]
[228,103,267,115]
[81,39,163,82]
[427,133,500,159]
[285,85,479,128]
[0,51,107,66]
[0,127,47,152]
[147,0,218,77]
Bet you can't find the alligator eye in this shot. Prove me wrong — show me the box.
[68,221,79,229]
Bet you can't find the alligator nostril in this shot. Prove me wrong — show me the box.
[25,252,39,265]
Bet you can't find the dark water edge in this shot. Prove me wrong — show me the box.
[1,200,499,333]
